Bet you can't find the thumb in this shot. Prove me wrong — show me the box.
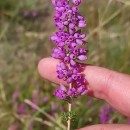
[77,124,130,130]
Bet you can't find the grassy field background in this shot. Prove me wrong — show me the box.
[0,0,130,130]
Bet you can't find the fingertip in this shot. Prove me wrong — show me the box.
[38,57,52,78]
[38,57,66,85]
[38,58,45,78]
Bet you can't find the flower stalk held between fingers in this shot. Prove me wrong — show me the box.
[50,0,88,129]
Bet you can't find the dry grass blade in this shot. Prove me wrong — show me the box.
[102,0,113,20]
[0,81,6,102]
[24,99,66,130]
[34,118,54,127]
[116,0,130,5]
[86,5,128,40]
[0,6,20,40]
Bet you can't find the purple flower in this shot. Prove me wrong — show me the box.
[43,97,49,102]
[77,85,87,95]
[72,0,81,6]
[68,87,77,98]
[23,10,38,18]
[99,105,114,124]
[54,85,67,99]
[78,20,86,28]
[23,11,30,17]
[77,55,87,61]
[31,91,39,111]
[32,12,38,17]
[86,99,93,107]
[128,119,130,124]
[18,103,26,115]
[51,0,88,100]
[29,122,34,130]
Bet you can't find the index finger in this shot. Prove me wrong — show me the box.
[38,57,130,117]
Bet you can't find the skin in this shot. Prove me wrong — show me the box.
[38,57,130,130]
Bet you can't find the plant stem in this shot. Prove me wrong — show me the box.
[67,84,72,130]
[67,1,72,130]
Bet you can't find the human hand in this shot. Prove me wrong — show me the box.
[38,57,130,130]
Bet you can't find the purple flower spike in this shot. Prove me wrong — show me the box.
[18,103,26,115]
[100,105,114,124]
[51,0,88,100]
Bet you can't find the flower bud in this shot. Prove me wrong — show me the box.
[77,55,87,61]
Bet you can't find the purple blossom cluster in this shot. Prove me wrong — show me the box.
[50,0,88,100]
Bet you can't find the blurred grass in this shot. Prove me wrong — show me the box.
[0,0,130,130]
